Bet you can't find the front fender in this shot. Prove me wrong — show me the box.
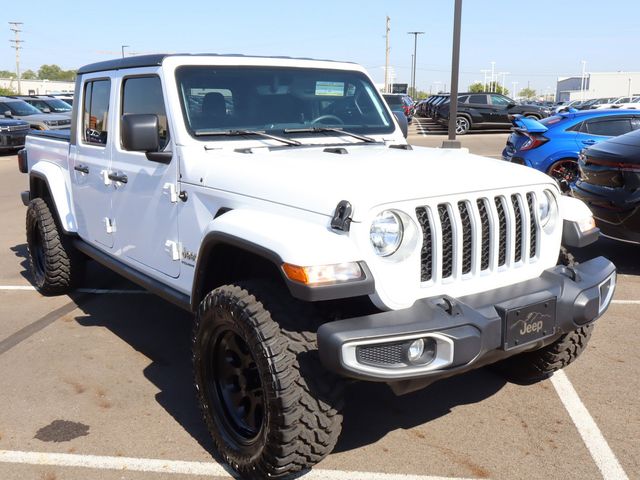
[192,209,374,306]
[30,161,77,233]
[202,209,362,266]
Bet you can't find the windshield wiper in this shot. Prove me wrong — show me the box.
[194,129,301,146]
[283,127,377,143]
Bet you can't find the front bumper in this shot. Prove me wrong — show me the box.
[318,257,616,390]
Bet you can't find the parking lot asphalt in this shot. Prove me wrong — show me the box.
[0,128,638,480]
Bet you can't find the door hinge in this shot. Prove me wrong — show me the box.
[103,217,115,234]
[163,183,178,203]
[164,240,181,261]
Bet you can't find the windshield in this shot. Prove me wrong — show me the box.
[44,99,72,112]
[176,66,394,138]
[2,100,43,116]
[383,95,403,107]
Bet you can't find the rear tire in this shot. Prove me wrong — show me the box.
[26,198,83,294]
[193,281,343,479]
[547,158,579,192]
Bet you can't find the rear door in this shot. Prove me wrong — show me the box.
[466,94,491,122]
[489,94,513,124]
[109,71,180,278]
[71,77,114,248]
[575,116,637,149]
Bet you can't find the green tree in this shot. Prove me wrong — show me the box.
[0,87,16,95]
[519,87,537,99]
[22,69,37,80]
[468,82,509,95]
[0,70,15,79]
[37,64,76,81]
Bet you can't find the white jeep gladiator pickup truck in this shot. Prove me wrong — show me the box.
[18,54,616,479]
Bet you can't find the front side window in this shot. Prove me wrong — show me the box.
[44,99,72,113]
[586,118,633,136]
[176,66,394,138]
[83,79,111,145]
[122,76,169,149]
[490,95,511,106]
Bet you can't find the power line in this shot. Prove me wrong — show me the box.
[8,22,24,95]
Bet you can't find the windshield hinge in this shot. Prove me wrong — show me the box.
[331,200,353,232]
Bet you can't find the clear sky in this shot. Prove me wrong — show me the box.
[2,0,639,96]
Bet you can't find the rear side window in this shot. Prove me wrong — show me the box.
[490,95,511,106]
[83,79,111,145]
[122,76,169,149]
[468,95,488,105]
[585,118,634,136]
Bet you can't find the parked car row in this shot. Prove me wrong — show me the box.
[415,92,551,134]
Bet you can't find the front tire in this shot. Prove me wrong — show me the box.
[26,198,83,294]
[193,282,343,479]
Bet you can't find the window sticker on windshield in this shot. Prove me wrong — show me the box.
[315,81,344,96]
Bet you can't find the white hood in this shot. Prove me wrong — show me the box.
[188,144,555,221]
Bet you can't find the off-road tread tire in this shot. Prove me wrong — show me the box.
[26,198,81,294]
[497,324,594,383]
[193,281,344,479]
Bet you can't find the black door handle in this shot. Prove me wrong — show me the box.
[74,165,89,174]
[108,172,128,184]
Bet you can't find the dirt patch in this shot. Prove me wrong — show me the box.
[40,472,56,480]
[63,378,86,394]
[34,420,89,442]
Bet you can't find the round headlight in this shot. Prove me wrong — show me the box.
[538,189,557,229]
[370,210,404,257]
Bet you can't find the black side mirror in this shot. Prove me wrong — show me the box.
[121,113,171,163]
[507,102,516,109]
[4,111,13,118]
[393,111,408,138]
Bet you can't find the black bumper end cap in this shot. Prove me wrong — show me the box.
[562,219,599,248]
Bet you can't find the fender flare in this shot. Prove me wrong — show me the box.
[190,209,374,309]
[30,161,78,233]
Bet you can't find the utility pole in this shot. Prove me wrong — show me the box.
[384,16,390,93]
[9,22,23,95]
[443,0,463,148]
[407,31,424,99]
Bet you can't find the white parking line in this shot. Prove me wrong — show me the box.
[611,300,640,304]
[0,285,148,294]
[0,449,478,479]
[551,370,629,480]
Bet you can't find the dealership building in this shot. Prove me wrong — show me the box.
[0,78,75,95]
[556,71,640,102]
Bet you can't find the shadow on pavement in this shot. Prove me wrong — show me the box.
[335,369,506,453]
[571,236,639,276]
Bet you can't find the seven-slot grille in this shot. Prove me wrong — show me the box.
[416,192,539,283]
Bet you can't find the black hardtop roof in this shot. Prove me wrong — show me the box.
[77,53,356,75]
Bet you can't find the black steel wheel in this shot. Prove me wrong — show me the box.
[26,198,83,294]
[193,282,344,479]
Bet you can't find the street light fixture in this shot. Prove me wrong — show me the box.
[121,45,129,58]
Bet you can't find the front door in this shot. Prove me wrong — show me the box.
[72,77,114,248]
[109,72,180,278]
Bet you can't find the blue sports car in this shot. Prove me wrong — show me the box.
[502,109,640,189]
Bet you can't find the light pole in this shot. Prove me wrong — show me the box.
[407,31,424,99]
[121,45,129,58]
[512,81,519,100]
[499,72,509,94]
[490,61,496,92]
[480,69,490,91]
[580,60,587,101]
[443,0,463,148]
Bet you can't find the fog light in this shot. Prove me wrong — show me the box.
[406,337,437,365]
